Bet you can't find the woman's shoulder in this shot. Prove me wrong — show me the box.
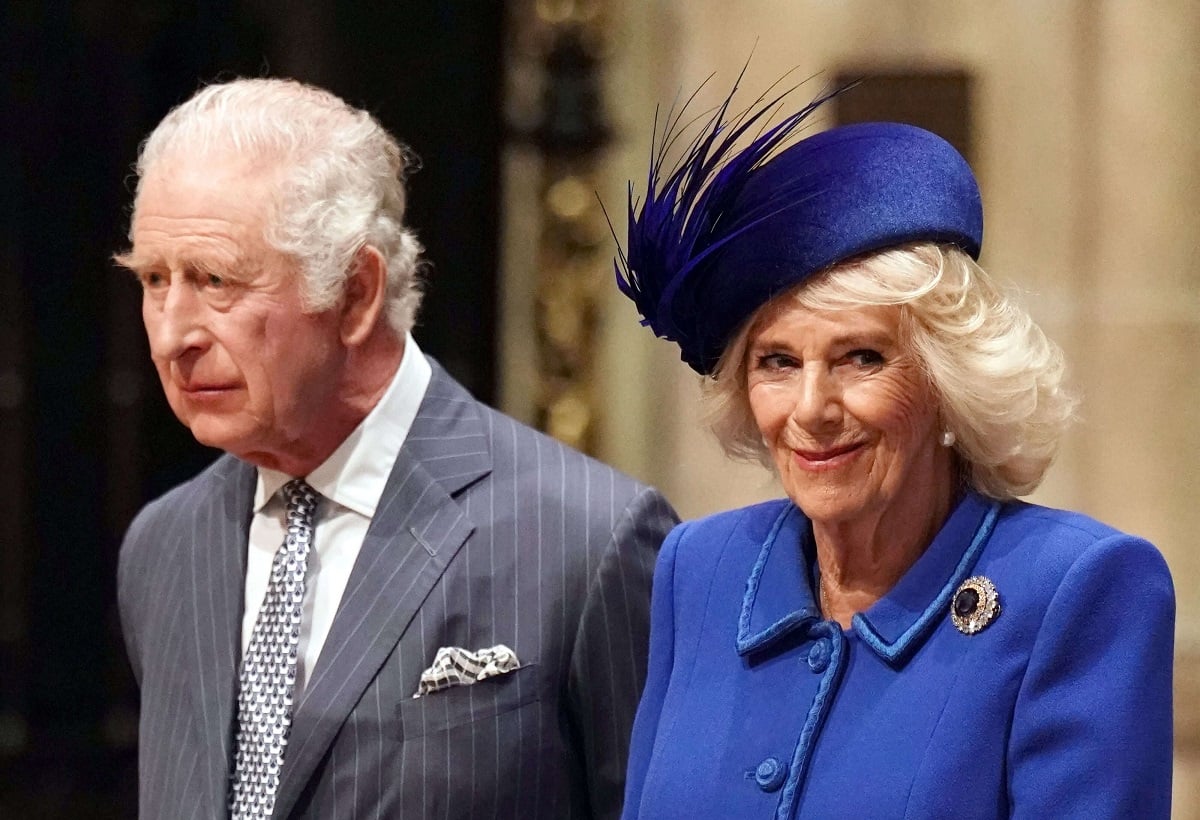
[999,500,1121,535]
[671,498,797,545]
[660,498,798,576]
[655,499,803,639]
[983,499,1172,607]
[994,500,1157,559]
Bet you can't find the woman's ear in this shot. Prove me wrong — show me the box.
[340,245,388,346]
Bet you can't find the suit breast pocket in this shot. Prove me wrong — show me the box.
[397,663,542,740]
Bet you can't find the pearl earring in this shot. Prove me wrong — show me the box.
[940,430,956,448]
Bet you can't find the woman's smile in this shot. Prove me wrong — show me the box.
[791,440,866,471]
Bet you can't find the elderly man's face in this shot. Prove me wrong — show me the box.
[745,300,953,528]
[124,157,349,471]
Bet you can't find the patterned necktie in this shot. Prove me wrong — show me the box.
[230,478,318,819]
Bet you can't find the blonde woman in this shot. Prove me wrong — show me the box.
[615,86,1173,819]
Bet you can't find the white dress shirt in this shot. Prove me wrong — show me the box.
[242,334,432,696]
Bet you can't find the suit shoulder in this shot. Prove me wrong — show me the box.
[138,456,222,507]
[118,454,247,632]
[424,360,652,498]
[469,404,679,557]
[477,402,653,497]
[127,454,240,529]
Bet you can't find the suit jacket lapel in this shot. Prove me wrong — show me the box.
[181,455,255,815]
[273,362,491,817]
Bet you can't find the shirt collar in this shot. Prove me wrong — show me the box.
[736,490,1001,666]
[254,333,433,515]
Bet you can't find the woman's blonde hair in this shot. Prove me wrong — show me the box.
[706,243,1077,499]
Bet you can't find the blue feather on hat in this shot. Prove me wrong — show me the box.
[614,74,983,375]
[616,73,844,343]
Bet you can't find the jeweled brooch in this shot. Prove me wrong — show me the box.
[950,576,1001,635]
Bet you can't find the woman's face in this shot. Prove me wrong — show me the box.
[745,298,953,527]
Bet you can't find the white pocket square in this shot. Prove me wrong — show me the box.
[413,644,521,698]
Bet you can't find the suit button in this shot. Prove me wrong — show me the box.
[754,757,787,792]
[807,638,831,673]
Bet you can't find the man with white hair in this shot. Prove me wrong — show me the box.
[115,78,676,820]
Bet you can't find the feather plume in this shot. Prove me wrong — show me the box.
[612,70,851,349]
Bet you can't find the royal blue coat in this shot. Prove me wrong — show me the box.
[622,491,1174,819]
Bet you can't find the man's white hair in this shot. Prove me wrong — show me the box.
[132,77,423,335]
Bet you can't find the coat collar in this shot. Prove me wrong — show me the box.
[736,491,1001,666]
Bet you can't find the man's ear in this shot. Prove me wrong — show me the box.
[341,245,388,346]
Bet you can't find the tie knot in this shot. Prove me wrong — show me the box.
[283,479,318,525]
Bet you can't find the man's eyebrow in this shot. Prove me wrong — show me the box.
[110,252,257,283]
[112,250,150,274]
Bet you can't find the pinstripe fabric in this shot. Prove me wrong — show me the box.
[119,359,678,819]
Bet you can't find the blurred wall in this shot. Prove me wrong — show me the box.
[504,0,1200,814]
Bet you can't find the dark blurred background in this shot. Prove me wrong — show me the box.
[0,3,503,816]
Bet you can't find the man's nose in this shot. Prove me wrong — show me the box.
[145,280,208,360]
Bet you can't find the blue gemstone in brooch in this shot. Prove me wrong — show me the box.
[951,576,1001,635]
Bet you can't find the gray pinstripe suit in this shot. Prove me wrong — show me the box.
[119,359,678,819]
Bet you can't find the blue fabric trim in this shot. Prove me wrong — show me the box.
[736,505,816,655]
[853,501,1001,665]
[776,621,846,819]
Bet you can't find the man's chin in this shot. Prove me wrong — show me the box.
[183,419,256,454]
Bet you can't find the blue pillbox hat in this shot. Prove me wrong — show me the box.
[615,87,983,374]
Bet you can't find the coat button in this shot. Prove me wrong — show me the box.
[754,757,787,792]
[807,638,831,673]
